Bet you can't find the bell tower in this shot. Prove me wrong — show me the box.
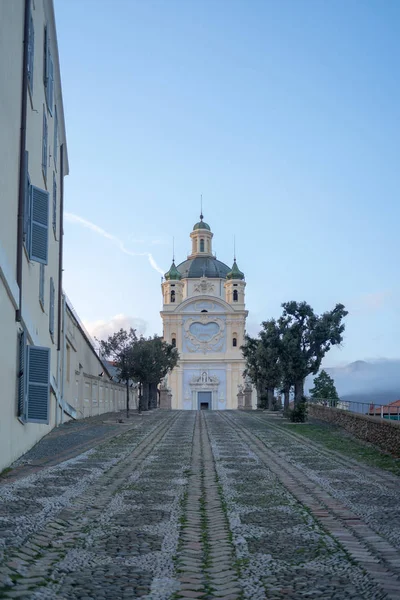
[224,259,246,306]
[162,260,184,307]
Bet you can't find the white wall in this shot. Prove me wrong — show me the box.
[0,1,69,472]
[63,301,137,420]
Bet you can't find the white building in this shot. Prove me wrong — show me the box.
[161,215,251,409]
[0,1,129,472]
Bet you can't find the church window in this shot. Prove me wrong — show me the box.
[233,337,237,347]
[172,337,176,348]
[170,290,175,303]
[200,238,205,252]
[233,289,238,302]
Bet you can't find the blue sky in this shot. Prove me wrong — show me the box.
[55,0,400,366]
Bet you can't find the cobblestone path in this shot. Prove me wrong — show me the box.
[0,411,399,599]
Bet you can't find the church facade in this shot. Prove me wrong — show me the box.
[160,215,249,410]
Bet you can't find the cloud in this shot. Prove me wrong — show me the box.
[84,314,148,341]
[65,213,165,275]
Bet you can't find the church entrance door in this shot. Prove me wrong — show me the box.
[198,391,212,410]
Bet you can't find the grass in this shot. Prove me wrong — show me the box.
[0,466,13,478]
[282,422,400,476]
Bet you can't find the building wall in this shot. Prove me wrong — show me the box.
[161,291,248,410]
[0,0,66,471]
[63,300,137,419]
[0,1,120,473]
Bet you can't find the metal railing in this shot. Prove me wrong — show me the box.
[307,397,400,421]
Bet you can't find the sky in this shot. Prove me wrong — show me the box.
[55,0,400,366]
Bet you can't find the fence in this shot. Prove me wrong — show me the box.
[307,397,400,421]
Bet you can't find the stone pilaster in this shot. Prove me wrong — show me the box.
[160,388,172,409]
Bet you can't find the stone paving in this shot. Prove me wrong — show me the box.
[0,410,399,599]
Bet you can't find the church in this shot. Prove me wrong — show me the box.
[160,214,251,410]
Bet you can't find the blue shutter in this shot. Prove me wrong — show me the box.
[52,173,57,235]
[27,13,34,91]
[29,185,49,264]
[26,346,50,424]
[42,109,48,179]
[49,277,55,336]
[43,26,48,85]
[53,106,58,168]
[23,151,31,248]
[48,53,54,114]
[17,331,27,418]
[39,263,45,306]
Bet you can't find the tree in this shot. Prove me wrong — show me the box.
[242,321,282,410]
[147,336,179,410]
[98,328,138,418]
[242,335,266,408]
[129,335,179,412]
[278,301,348,405]
[310,370,339,406]
[259,319,282,409]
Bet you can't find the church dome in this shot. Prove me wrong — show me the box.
[164,260,182,280]
[226,259,245,280]
[176,256,230,279]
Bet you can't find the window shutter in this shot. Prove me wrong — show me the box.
[43,26,48,86]
[27,14,34,91]
[23,151,31,248]
[53,107,58,168]
[26,346,50,424]
[42,110,48,179]
[52,173,57,235]
[49,277,55,336]
[17,331,26,418]
[39,263,45,306]
[29,185,49,264]
[48,53,54,114]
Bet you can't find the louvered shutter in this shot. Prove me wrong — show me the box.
[49,277,55,336]
[43,26,48,85]
[42,110,48,179]
[52,173,57,234]
[17,331,26,418]
[39,263,45,306]
[27,14,34,91]
[29,185,49,264]
[53,107,58,168]
[26,346,50,424]
[23,151,31,248]
[48,54,54,114]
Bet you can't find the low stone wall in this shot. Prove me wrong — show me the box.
[308,404,400,457]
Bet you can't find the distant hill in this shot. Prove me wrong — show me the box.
[305,359,400,406]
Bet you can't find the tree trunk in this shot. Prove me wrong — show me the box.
[294,379,304,405]
[125,378,130,418]
[142,382,150,411]
[149,382,158,409]
[256,382,263,409]
[283,386,291,413]
[267,387,275,410]
[138,383,142,413]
